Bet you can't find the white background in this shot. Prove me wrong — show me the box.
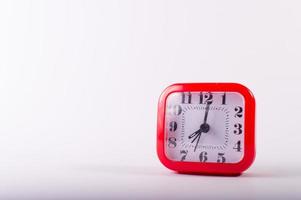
[0,0,301,199]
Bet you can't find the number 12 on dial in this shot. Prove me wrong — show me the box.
[157,83,255,175]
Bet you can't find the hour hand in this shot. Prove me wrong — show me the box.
[193,133,202,152]
[188,129,201,139]
[191,131,202,144]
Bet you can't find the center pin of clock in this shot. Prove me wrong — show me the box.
[200,123,210,133]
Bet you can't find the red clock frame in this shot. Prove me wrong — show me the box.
[157,83,256,175]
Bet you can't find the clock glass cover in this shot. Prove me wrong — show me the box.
[165,92,245,164]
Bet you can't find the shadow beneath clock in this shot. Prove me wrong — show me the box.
[73,163,171,177]
[241,165,301,179]
[176,171,242,177]
[72,163,301,178]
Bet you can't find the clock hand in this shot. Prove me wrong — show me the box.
[193,132,201,152]
[188,102,211,152]
[191,131,202,143]
[203,102,210,124]
[198,102,211,134]
[188,129,201,139]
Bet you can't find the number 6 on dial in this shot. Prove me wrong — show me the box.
[157,83,255,175]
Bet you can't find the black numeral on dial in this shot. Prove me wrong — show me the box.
[217,153,226,163]
[168,105,182,115]
[200,92,213,104]
[234,106,243,118]
[234,123,242,135]
[180,150,188,161]
[182,92,192,104]
[199,151,208,162]
[169,121,177,132]
[168,137,177,148]
[221,92,226,105]
[233,140,242,152]
[173,105,182,115]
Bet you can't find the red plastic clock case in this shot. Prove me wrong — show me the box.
[156,83,256,175]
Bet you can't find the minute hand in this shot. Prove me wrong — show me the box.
[203,102,210,124]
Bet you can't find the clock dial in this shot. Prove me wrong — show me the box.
[165,92,245,163]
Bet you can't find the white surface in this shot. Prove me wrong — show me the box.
[1,0,301,199]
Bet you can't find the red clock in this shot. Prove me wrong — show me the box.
[157,83,255,175]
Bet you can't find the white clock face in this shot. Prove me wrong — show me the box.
[165,92,245,163]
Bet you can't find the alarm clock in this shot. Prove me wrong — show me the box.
[157,83,255,175]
